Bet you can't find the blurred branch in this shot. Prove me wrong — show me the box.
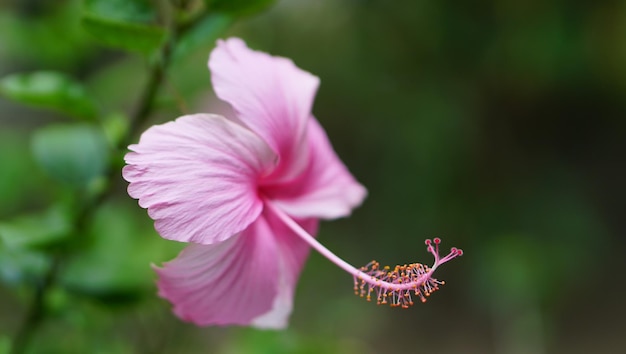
[126,46,170,146]
[10,6,209,354]
[125,4,203,146]
[10,254,60,354]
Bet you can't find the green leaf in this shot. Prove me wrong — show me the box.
[0,72,98,120]
[0,247,50,286]
[61,201,183,303]
[173,13,232,62]
[0,216,58,286]
[0,131,50,215]
[84,0,157,23]
[81,15,166,55]
[205,0,276,16]
[81,0,166,55]
[0,1,94,69]
[0,206,72,250]
[101,111,129,148]
[31,124,110,188]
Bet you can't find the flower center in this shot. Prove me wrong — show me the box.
[264,200,463,308]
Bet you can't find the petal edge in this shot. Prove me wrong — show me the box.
[209,38,320,182]
[123,114,276,244]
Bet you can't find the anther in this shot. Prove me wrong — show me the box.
[353,238,461,309]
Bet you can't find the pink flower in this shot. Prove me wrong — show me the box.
[123,38,462,329]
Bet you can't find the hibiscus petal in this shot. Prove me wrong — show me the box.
[251,211,318,328]
[209,38,320,182]
[123,114,276,244]
[263,117,367,219]
[154,209,317,328]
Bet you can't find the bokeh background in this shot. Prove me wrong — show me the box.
[1,0,625,353]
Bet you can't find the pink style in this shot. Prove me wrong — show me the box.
[123,38,462,329]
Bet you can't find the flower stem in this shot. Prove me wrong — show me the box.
[265,201,366,274]
[265,200,462,308]
[266,200,446,292]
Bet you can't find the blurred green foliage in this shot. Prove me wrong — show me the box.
[0,72,98,120]
[0,0,624,353]
[31,124,110,188]
[81,0,166,55]
[172,13,233,62]
[0,205,71,251]
[61,200,183,303]
[205,0,276,16]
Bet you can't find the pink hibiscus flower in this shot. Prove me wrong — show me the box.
[123,38,462,329]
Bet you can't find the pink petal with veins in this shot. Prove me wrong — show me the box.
[155,208,317,328]
[209,38,320,182]
[123,114,276,245]
[263,117,367,219]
